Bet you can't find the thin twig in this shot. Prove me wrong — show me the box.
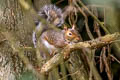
[74,2,94,39]
[58,71,79,80]
[100,51,104,73]
[102,47,112,80]
[76,0,110,34]
[56,0,64,5]
[92,7,102,37]
[110,55,120,64]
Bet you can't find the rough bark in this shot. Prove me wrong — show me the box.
[0,0,35,80]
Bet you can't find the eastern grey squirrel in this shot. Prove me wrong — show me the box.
[32,4,64,48]
[32,4,80,57]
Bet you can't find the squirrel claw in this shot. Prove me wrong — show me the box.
[64,52,70,59]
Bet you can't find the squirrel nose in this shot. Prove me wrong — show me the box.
[73,37,80,43]
[76,37,80,41]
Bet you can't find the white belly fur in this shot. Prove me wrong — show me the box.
[42,39,56,54]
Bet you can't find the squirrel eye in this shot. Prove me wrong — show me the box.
[68,32,72,35]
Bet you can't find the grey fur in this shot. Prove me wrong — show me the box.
[32,4,64,48]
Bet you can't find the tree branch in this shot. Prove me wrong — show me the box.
[40,32,120,74]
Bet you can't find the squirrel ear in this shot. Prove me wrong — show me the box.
[72,25,75,29]
[64,25,68,31]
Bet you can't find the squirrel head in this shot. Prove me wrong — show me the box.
[64,25,80,43]
[38,5,64,27]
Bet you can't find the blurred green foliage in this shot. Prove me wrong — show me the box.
[18,71,37,80]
